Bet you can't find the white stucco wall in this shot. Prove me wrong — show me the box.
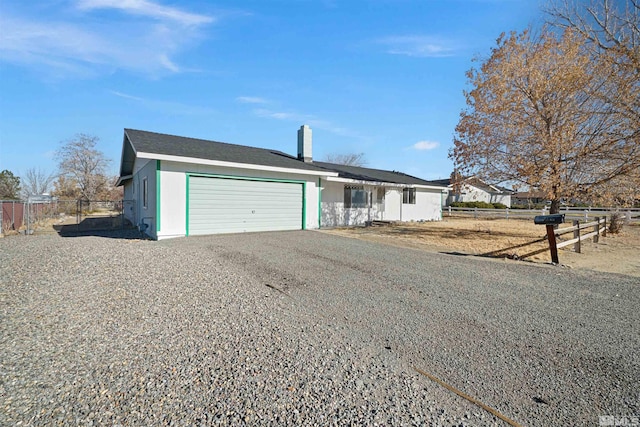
[489,194,512,207]
[384,188,402,221]
[320,183,442,226]
[444,184,511,208]
[157,160,321,239]
[400,189,442,221]
[131,158,158,239]
[320,181,384,227]
[458,184,491,204]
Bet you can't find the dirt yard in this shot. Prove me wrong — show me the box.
[322,217,640,277]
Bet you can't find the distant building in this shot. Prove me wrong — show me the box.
[433,177,513,207]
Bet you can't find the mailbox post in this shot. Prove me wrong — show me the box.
[534,214,565,264]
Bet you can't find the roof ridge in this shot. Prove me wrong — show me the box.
[125,128,290,156]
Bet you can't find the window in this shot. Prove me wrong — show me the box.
[344,185,368,208]
[142,177,148,209]
[376,187,385,203]
[402,187,416,204]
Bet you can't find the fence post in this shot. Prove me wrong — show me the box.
[77,200,81,232]
[474,207,478,219]
[506,207,509,220]
[584,210,589,221]
[546,224,560,264]
[593,216,600,243]
[448,206,451,217]
[602,216,607,237]
[573,220,581,253]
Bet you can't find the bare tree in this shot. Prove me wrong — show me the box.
[56,134,111,201]
[546,0,639,70]
[324,153,367,166]
[21,167,55,197]
[451,28,639,213]
[96,175,124,201]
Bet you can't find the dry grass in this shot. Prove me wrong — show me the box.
[322,216,640,276]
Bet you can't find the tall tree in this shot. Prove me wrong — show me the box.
[56,134,111,201]
[52,176,80,199]
[21,167,55,197]
[0,170,21,200]
[546,0,640,205]
[324,153,367,166]
[450,27,639,213]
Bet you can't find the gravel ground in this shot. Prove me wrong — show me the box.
[1,230,638,426]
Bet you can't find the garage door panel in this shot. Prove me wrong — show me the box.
[189,176,303,235]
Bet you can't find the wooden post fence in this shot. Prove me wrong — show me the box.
[546,224,560,264]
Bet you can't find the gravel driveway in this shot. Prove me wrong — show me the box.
[1,230,638,426]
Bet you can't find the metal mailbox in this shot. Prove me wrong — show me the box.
[534,213,565,225]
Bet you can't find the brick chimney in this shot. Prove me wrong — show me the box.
[297,125,312,162]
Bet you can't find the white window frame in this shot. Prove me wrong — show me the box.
[344,185,368,209]
[402,187,416,204]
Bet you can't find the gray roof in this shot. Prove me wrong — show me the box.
[119,129,446,187]
[430,177,513,193]
[431,178,451,186]
[313,162,445,187]
[120,129,331,176]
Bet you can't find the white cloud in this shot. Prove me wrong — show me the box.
[109,90,216,115]
[411,140,440,150]
[76,0,215,26]
[254,109,296,120]
[236,96,269,104]
[0,1,215,77]
[252,108,364,139]
[377,36,458,58]
[110,90,145,101]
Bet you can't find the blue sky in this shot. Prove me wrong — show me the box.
[0,0,543,182]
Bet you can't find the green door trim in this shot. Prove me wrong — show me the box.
[318,177,322,228]
[156,160,161,233]
[185,172,308,236]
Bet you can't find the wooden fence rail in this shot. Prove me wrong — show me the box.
[446,206,639,223]
[484,216,609,263]
[555,217,607,254]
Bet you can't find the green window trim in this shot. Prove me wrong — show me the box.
[185,172,308,236]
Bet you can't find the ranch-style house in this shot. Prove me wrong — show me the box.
[116,126,447,239]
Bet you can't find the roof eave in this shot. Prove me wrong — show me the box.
[135,152,339,178]
[116,175,133,187]
[325,176,447,190]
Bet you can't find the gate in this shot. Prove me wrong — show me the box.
[55,200,135,234]
[1,199,136,236]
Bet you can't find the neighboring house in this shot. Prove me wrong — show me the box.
[511,191,548,207]
[116,126,447,239]
[433,177,513,207]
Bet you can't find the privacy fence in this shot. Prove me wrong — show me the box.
[1,199,135,235]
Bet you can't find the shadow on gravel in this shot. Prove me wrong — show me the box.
[440,251,471,257]
[53,224,147,240]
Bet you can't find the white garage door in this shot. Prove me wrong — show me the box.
[188,176,304,235]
